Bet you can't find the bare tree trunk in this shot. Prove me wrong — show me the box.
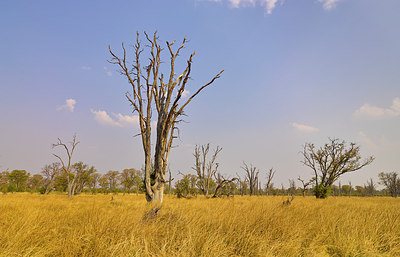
[109,32,223,204]
[242,162,259,196]
[52,135,79,198]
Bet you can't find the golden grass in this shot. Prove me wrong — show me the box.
[0,193,399,257]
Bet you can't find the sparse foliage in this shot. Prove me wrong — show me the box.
[192,144,222,196]
[379,172,400,197]
[301,138,374,199]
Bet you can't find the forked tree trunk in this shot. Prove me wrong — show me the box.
[109,32,223,204]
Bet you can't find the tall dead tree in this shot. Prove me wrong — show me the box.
[109,32,223,203]
[242,162,259,196]
[52,135,79,198]
[192,144,222,196]
[265,168,275,195]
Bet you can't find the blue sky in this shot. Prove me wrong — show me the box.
[1,0,399,187]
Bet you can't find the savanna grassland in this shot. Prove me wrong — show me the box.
[0,194,399,257]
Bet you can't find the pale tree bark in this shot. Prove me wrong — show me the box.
[109,32,223,203]
[242,162,259,196]
[192,144,222,196]
[52,135,79,198]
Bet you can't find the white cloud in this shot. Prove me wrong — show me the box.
[318,0,341,10]
[262,0,279,14]
[228,0,279,13]
[182,89,190,98]
[205,0,343,13]
[104,67,112,77]
[57,99,76,112]
[292,122,319,133]
[81,66,92,70]
[91,110,120,127]
[353,97,400,119]
[115,113,140,127]
[91,109,140,128]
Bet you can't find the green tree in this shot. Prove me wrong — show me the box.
[105,170,119,193]
[7,170,29,191]
[120,169,135,194]
[72,162,96,194]
[301,138,374,199]
[28,174,44,192]
[99,174,109,194]
[54,172,68,192]
[175,174,198,198]
[88,172,100,194]
[0,171,9,193]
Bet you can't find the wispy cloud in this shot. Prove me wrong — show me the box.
[204,0,343,14]
[353,97,400,120]
[91,109,139,127]
[292,122,319,133]
[228,0,281,14]
[358,131,379,152]
[318,0,341,10]
[57,99,76,112]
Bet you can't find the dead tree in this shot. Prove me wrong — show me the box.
[41,162,61,194]
[212,173,237,198]
[193,144,222,196]
[265,168,275,195]
[52,135,79,198]
[288,179,296,196]
[297,176,313,197]
[242,162,259,196]
[364,178,375,197]
[109,31,223,203]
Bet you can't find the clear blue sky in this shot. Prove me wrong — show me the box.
[1,0,399,187]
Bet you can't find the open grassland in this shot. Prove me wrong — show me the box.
[0,194,399,257]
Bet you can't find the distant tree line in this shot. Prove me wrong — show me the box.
[2,138,398,199]
[0,166,398,198]
[0,164,144,195]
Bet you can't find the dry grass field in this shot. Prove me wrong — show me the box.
[0,193,399,257]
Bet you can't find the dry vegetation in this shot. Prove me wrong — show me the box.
[1,194,399,256]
